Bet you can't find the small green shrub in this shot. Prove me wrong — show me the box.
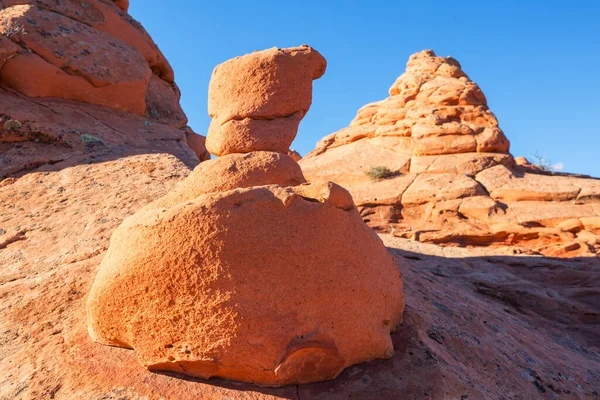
[81,133,101,142]
[365,166,393,181]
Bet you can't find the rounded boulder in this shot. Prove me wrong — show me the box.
[87,182,405,386]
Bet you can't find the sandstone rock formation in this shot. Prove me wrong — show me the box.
[3,193,599,399]
[206,46,326,156]
[1,33,598,398]
[300,50,600,258]
[287,149,302,161]
[0,0,208,179]
[86,45,406,387]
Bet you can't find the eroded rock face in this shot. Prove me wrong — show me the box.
[206,45,326,156]
[302,49,511,182]
[0,0,209,178]
[0,1,176,117]
[300,50,600,257]
[87,45,405,386]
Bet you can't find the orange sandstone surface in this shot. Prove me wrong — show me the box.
[0,5,599,399]
[0,0,208,180]
[206,46,326,156]
[300,50,600,258]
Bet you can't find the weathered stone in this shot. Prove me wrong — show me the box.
[287,149,302,161]
[402,173,486,206]
[507,201,597,228]
[207,45,326,155]
[300,140,411,188]
[349,174,416,207]
[150,151,306,209]
[206,111,303,156]
[476,165,584,202]
[300,50,600,256]
[87,183,405,386]
[0,5,150,114]
[0,1,206,166]
[87,45,406,387]
[146,75,187,127]
[0,33,20,70]
[410,153,514,175]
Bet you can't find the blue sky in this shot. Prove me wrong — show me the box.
[131,1,600,177]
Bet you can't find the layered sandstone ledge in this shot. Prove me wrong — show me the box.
[0,0,208,178]
[300,50,600,257]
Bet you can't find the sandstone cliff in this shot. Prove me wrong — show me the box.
[0,0,208,179]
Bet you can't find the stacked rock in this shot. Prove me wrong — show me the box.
[87,45,405,386]
[206,45,326,156]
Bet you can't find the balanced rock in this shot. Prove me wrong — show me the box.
[300,50,600,257]
[206,45,326,156]
[87,46,405,387]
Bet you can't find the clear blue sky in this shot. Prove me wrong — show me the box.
[131,1,600,177]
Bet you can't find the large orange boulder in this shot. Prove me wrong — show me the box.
[87,183,404,386]
[87,45,405,386]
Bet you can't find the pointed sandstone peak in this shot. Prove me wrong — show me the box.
[300,50,600,257]
[389,49,467,97]
[302,49,512,189]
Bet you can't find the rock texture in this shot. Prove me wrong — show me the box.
[0,0,208,180]
[3,202,599,399]
[206,45,326,156]
[86,45,405,387]
[300,50,600,258]
[1,18,598,399]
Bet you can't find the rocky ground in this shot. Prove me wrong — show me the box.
[1,161,598,399]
